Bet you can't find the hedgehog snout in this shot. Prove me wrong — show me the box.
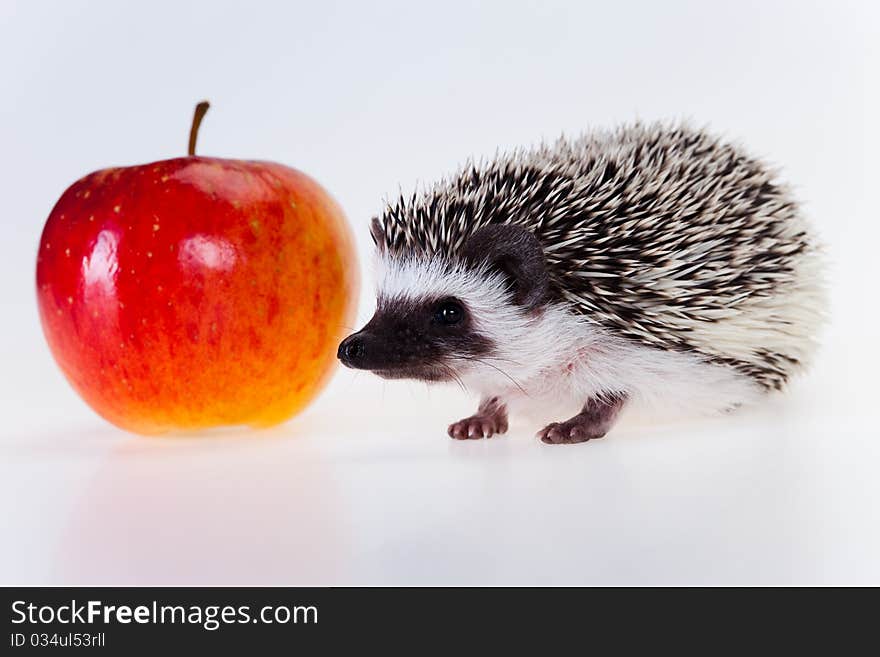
[338,331,377,369]
[338,323,410,371]
[337,333,366,367]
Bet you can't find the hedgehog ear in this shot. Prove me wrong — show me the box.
[462,224,550,311]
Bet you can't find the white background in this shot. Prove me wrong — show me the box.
[1,0,878,585]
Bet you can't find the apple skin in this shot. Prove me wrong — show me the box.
[36,157,358,434]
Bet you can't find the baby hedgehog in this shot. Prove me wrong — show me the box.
[338,122,825,444]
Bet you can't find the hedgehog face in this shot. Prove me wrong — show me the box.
[338,224,554,384]
[337,292,492,381]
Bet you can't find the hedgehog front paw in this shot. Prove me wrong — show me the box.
[536,419,607,444]
[448,414,509,440]
[537,396,626,445]
[448,398,508,440]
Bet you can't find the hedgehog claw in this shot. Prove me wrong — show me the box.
[448,415,507,440]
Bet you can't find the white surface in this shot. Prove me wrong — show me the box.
[1,0,878,585]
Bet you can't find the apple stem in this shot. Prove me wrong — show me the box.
[188,101,211,156]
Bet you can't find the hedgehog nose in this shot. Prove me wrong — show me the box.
[338,335,366,367]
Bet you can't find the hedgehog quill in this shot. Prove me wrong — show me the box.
[338,123,825,444]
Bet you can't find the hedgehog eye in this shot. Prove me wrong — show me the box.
[434,300,464,325]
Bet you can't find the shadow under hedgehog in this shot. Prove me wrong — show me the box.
[338,122,825,444]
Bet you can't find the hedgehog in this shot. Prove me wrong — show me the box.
[337,122,825,444]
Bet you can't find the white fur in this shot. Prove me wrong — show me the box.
[378,254,762,424]
[678,250,825,374]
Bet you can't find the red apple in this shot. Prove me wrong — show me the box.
[36,102,359,434]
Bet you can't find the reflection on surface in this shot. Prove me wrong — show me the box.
[10,372,866,586]
[178,234,238,272]
[53,428,346,585]
[81,229,119,299]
